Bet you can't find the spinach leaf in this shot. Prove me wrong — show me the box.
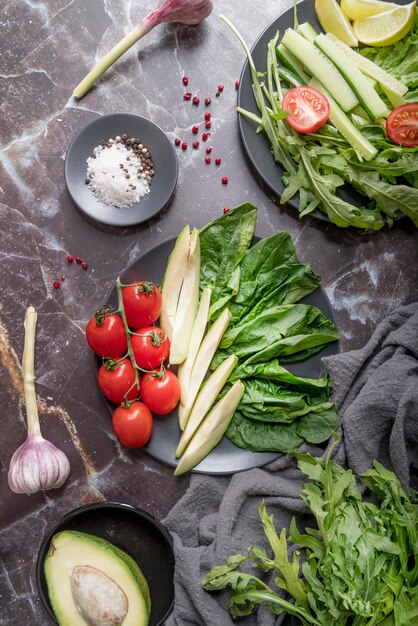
[228,359,333,389]
[295,407,340,443]
[226,411,303,452]
[228,232,321,323]
[212,304,339,369]
[199,202,256,320]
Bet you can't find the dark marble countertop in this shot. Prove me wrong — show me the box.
[0,0,417,623]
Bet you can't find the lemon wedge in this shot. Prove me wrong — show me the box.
[315,0,359,46]
[341,0,397,20]
[353,2,417,45]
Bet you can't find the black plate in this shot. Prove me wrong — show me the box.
[36,502,174,626]
[65,113,178,226]
[102,236,340,475]
[276,615,301,626]
[237,0,372,222]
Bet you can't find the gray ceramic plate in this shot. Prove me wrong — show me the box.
[102,235,340,475]
[36,502,174,626]
[65,113,178,226]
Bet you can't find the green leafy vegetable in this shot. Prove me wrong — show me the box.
[202,447,418,624]
[220,15,418,230]
[198,205,340,454]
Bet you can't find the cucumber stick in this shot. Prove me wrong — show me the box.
[281,29,358,112]
[325,32,408,97]
[309,77,377,161]
[276,44,311,84]
[314,33,388,121]
[296,22,319,43]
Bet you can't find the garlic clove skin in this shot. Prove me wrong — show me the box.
[8,434,70,495]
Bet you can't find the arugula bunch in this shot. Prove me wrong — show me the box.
[221,17,418,230]
[202,442,418,625]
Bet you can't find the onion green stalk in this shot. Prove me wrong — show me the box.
[74,0,213,98]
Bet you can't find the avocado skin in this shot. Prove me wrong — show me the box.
[45,530,150,626]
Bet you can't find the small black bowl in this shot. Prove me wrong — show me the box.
[36,502,175,626]
[65,113,178,226]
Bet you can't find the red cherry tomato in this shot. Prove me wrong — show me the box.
[97,358,139,404]
[140,369,180,415]
[282,86,330,134]
[131,326,170,370]
[112,402,153,448]
[386,103,418,147]
[122,282,162,328]
[86,311,127,358]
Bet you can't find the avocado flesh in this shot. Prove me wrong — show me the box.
[44,531,150,626]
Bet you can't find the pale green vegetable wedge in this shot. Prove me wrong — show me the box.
[177,308,232,429]
[174,381,245,476]
[170,229,201,365]
[177,287,212,430]
[176,354,238,458]
[160,225,190,341]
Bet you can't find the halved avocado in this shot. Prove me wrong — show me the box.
[44,530,150,626]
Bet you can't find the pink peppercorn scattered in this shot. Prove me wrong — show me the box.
[66,255,73,263]
[206,147,212,154]
[205,98,211,106]
[183,92,192,100]
[215,157,222,165]
[61,275,65,281]
[192,140,200,149]
[205,121,211,129]
[81,262,88,270]
[223,207,230,214]
[182,142,188,150]
[235,80,239,90]
[175,137,181,146]
[218,84,224,92]
[204,112,211,121]
[192,96,200,105]
[192,125,199,134]
[75,257,82,264]
[205,156,211,164]
[182,76,189,86]
[202,132,211,142]
[53,281,61,289]
[222,176,229,185]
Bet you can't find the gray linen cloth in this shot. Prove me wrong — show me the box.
[163,303,418,626]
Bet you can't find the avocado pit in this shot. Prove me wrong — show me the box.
[71,565,128,626]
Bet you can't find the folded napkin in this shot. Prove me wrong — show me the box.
[163,303,418,626]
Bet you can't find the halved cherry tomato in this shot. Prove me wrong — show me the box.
[282,86,330,134]
[97,358,140,404]
[140,369,180,415]
[122,282,162,328]
[386,103,418,147]
[131,326,170,370]
[86,310,127,358]
[112,401,153,448]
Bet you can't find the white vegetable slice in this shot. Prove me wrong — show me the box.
[160,225,190,341]
[176,354,238,458]
[174,381,245,476]
[177,287,212,430]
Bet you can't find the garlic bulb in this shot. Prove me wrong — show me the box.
[8,435,70,494]
[7,307,70,495]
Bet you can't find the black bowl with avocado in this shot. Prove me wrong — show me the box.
[36,502,175,626]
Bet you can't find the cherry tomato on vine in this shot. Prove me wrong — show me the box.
[112,401,153,448]
[122,282,162,328]
[282,86,330,134]
[140,369,180,415]
[386,103,418,147]
[97,358,140,404]
[86,310,127,358]
[131,326,170,370]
